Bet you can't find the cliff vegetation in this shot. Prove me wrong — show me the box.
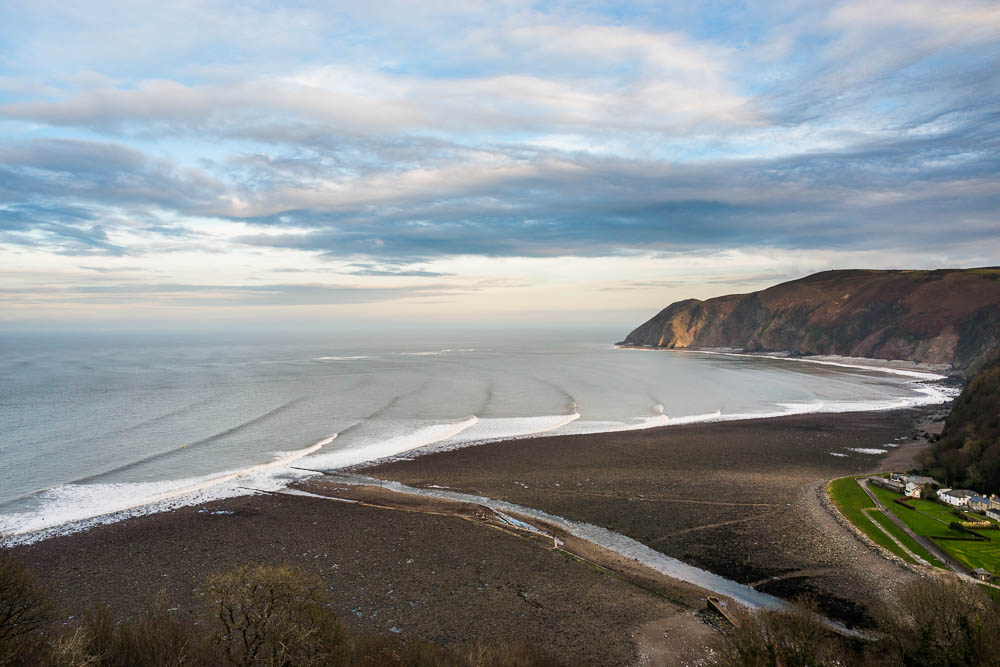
[920,349,1000,494]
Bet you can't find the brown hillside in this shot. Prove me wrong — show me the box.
[622,268,1000,370]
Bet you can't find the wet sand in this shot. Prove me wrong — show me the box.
[6,407,945,664]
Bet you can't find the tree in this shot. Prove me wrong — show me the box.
[0,552,52,665]
[874,576,1000,667]
[204,564,347,666]
[710,601,847,666]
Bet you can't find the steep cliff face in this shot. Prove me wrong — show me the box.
[622,268,1000,370]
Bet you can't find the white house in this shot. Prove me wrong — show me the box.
[988,509,1000,522]
[939,489,976,507]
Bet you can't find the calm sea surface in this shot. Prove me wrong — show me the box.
[0,327,948,539]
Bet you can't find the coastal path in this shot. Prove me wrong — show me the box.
[857,478,966,575]
[859,508,927,565]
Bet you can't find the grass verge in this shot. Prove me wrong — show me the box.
[827,476,915,564]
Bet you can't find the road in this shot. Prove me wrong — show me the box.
[857,478,968,576]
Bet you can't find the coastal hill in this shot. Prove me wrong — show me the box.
[920,348,1000,493]
[621,268,1000,371]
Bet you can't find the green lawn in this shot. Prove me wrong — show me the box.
[865,508,945,567]
[942,539,1000,574]
[866,484,1000,575]
[868,486,967,538]
[827,477,917,564]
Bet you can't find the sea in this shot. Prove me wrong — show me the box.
[0,325,954,543]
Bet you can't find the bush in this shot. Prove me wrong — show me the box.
[0,558,563,666]
[464,640,564,667]
[49,594,217,667]
[872,577,1000,667]
[205,564,348,666]
[709,600,848,667]
[0,552,52,665]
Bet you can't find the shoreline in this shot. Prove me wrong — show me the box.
[614,346,956,377]
[6,405,945,663]
[1,359,956,547]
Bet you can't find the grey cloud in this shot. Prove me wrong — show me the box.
[345,269,451,277]
[0,203,127,255]
[226,120,999,259]
[0,282,473,307]
[78,265,145,272]
[0,138,226,212]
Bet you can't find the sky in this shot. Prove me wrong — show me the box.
[1,0,998,328]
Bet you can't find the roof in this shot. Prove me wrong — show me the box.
[941,489,976,498]
[907,475,935,485]
[972,568,991,576]
[970,496,990,504]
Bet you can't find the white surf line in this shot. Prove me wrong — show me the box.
[422,412,581,452]
[685,349,947,381]
[312,417,480,470]
[0,435,338,540]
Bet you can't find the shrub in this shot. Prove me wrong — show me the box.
[204,564,348,666]
[50,594,216,667]
[709,600,848,667]
[872,576,1000,667]
[464,640,564,667]
[0,552,52,665]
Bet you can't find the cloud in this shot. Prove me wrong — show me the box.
[0,139,226,212]
[344,262,451,277]
[0,203,126,255]
[0,281,473,308]
[0,0,998,320]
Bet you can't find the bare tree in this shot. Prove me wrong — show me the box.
[204,564,347,667]
[0,552,52,664]
[874,576,1000,667]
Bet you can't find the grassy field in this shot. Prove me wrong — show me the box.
[865,508,945,568]
[868,486,967,538]
[866,484,1000,575]
[827,476,918,564]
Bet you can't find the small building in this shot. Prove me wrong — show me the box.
[969,496,992,512]
[990,495,1000,510]
[907,475,936,487]
[872,477,905,494]
[940,489,976,507]
[971,568,994,582]
[905,482,923,498]
[987,509,1000,522]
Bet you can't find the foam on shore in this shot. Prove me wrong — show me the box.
[307,417,479,470]
[0,435,336,544]
[685,349,948,381]
[1,348,957,544]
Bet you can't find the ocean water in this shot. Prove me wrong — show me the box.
[0,327,951,541]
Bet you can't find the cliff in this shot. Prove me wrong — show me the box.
[621,268,1000,371]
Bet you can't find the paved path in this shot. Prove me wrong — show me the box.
[858,478,967,575]
[860,507,928,565]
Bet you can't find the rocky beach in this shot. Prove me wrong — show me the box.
[7,406,945,665]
